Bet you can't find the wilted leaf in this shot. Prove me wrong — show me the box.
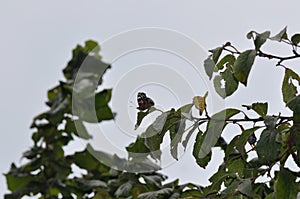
[233,50,256,86]
[193,92,208,115]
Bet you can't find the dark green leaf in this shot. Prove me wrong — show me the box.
[96,105,114,121]
[275,168,298,199]
[270,26,288,41]
[126,136,150,154]
[292,129,300,167]
[263,116,278,129]
[254,31,270,50]
[182,122,201,150]
[76,179,107,191]
[246,31,254,39]
[227,158,245,177]
[193,131,211,168]
[135,109,154,130]
[73,149,99,171]
[225,127,261,159]
[115,181,133,197]
[243,102,268,116]
[85,40,100,55]
[256,129,280,165]
[233,50,256,86]
[170,104,193,160]
[142,174,165,188]
[5,173,32,192]
[282,68,300,103]
[65,118,91,139]
[238,179,253,197]
[95,89,112,108]
[209,47,223,63]
[197,109,240,158]
[216,54,236,70]
[204,56,215,80]
[138,188,173,199]
[287,95,300,122]
[291,33,300,45]
[213,68,239,98]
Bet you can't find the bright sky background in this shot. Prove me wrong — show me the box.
[1,0,300,196]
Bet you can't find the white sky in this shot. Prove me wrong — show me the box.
[1,0,300,196]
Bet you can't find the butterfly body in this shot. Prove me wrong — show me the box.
[137,92,155,111]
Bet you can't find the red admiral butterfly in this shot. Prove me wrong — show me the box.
[137,92,155,111]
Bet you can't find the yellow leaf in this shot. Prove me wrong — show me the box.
[193,91,208,116]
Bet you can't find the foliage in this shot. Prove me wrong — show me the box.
[5,27,300,198]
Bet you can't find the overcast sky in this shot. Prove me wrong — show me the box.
[1,0,300,196]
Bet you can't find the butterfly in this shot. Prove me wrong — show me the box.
[137,92,155,111]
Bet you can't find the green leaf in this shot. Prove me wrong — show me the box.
[252,102,268,116]
[291,33,300,45]
[256,129,280,165]
[213,68,239,98]
[225,127,261,159]
[141,110,176,160]
[193,130,212,168]
[209,46,223,63]
[270,26,288,41]
[292,129,300,167]
[282,68,300,103]
[238,179,253,197]
[204,56,215,80]
[197,109,240,158]
[65,118,91,139]
[85,40,100,55]
[135,108,155,130]
[275,168,298,199]
[170,104,193,160]
[216,54,236,70]
[5,173,31,192]
[126,136,150,154]
[246,31,254,39]
[182,122,201,150]
[96,105,114,121]
[138,188,173,199]
[243,102,268,116]
[115,181,133,197]
[233,50,256,86]
[142,174,165,188]
[73,149,99,171]
[254,31,271,50]
[76,179,107,191]
[287,95,300,122]
[95,89,112,108]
